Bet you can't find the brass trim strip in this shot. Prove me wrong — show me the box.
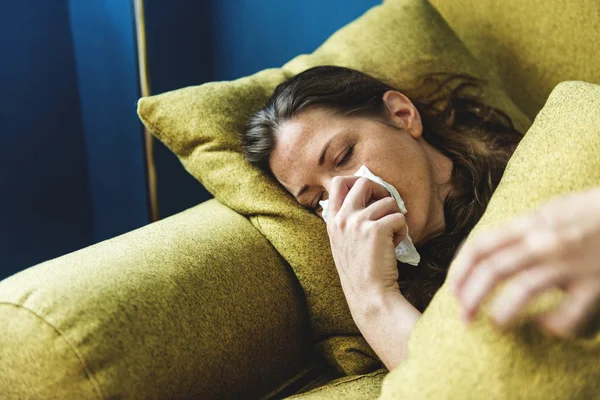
[133,0,159,222]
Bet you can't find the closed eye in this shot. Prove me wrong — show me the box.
[337,145,354,167]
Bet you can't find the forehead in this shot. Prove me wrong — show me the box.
[269,108,344,188]
[278,107,341,148]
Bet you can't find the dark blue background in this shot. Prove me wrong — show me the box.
[1,2,94,279]
[0,0,380,280]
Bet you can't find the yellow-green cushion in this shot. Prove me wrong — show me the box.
[430,0,600,119]
[137,0,530,375]
[287,369,387,399]
[379,81,600,399]
[0,200,310,399]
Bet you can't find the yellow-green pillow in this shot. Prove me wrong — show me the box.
[137,0,530,375]
[379,81,600,399]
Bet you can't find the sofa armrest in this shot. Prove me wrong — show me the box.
[0,199,312,399]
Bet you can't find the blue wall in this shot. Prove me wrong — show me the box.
[210,0,381,80]
[0,1,93,280]
[0,1,149,280]
[69,0,149,242]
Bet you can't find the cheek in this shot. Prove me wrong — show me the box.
[393,155,431,232]
[360,136,430,210]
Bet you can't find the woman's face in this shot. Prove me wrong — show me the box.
[269,91,452,245]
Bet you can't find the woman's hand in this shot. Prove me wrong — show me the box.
[326,175,408,309]
[451,187,600,337]
[325,175,421,370]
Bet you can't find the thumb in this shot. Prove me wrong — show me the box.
[389,213,408,246]
[379,212,407,247]
[393,233,403,247]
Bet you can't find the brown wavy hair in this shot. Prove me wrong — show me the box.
[242,66,523,312]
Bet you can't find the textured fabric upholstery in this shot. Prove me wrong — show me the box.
[430,0,600,118]
[138,0,529,376]
[0,200,312,399]
[287,369,387,399]
[378,81,600,399]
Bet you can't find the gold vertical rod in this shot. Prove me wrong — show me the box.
[133,0,159,222]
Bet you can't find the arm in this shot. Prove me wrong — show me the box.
[348,289,421,370]
[324,175,423,370]
[452,187,600,337]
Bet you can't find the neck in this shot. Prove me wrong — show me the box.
[418,140,454,246]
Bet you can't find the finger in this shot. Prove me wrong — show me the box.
[363,196,401,221]
[458,243,543,321]
[458,262,500,322]
[536,279,600,338]
[451,214,532,295]
[343,177,390,211]
[454,237,468,258]
[487,265,567,329]
[376,212,407,245]
[328,176,360,220]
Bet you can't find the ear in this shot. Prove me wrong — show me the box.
[382,90,423,139]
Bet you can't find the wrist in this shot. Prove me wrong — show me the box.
[344,286,422,370]
[348,287,415,327]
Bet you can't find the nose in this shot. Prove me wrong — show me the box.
[321,177,333,201]
[320,174,353,202]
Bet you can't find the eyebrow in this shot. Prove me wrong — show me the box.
[293,137,335,199]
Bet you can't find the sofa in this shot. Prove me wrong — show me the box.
[1,1,599,399]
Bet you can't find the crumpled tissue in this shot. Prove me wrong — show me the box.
[319,165,421,266]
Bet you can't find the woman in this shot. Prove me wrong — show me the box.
[242,66,600,370]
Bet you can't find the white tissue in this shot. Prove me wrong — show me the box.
[319,165,421,266]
